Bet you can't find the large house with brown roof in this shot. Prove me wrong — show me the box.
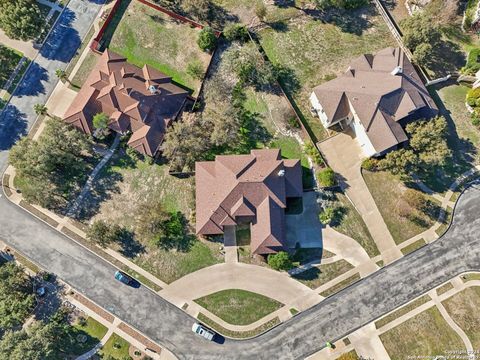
[63,50,189,157]
[310,47,437,157]
[195,149,303,256]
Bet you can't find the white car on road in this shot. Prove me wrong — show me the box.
[192,323,215,341]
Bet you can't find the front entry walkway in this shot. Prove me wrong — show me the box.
[223,225,238,264]
[318,131,402,264]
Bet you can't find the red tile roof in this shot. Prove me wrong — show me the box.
[195,149,302,255]
[63,50,188,156]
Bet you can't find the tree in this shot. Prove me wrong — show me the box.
[317,168,336,187]
[92,112,110,139]
[413,43,434,67]
[223,24,249,42]
[224,43,276,88]
[267,251,293,271]
[55,69,69,84]
[197,26,217,52]
[0,0,44,41]
[378,148,418,176]
[162,113,211,172]
[401,13,442,54]
[86,220,121,248]
[9,118,92,209]
[181,0,211,21]
[0,262,35,334]
[304,142,324,166]
[33,103,49,117]
[255,2,267,21]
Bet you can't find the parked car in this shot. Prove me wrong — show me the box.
[192,323,215,341]
[114,271,133,285]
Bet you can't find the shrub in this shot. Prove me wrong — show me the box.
[319,207,335,225]
[223,24,249,42]
[317,168,336,187]
[87,220,122,248]
[197,26,217,52]
[255,2,267,21]
[466,87,480,105]
[304,142,324,166]
[287,116,300,129]
[187,60,204,80]
[267,251,293,271]
[462,48,480,75]
[472,114,480,127]
[361,158,377,171]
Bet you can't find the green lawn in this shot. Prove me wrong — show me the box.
[258,5,396,141]
[99,333,131,359]
[292,259,354,289]
[70,51,99,90]
[363,170,440,244]
[443,287,480,350]
[55,316,108,356]
[400,238,427,256]
[107,0,212,94]
[194,289,283,325]
[330,190,379,258]
[0,45,23,89]
[380,307,466,358]
[462,272,480,282]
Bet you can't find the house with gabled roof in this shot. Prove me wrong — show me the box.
[195,149,303,256]
[63,49,189,156]
[310,47,438,157]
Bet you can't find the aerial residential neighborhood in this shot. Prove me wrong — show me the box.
[0,0,479,359]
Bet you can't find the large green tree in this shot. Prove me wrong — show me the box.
[0,0,45,41]
[0,262,35,334]
[9,118,93,209]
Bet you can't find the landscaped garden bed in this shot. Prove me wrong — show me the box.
[194,289,283,325]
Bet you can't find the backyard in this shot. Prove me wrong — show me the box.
[85,149,223,284]
[379,307,465,358]
[258,4,396,141]
[194,289,283,325]
[102,0,212,94]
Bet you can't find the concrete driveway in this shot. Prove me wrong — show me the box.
[285,191,323,249]
[318,131,402,264]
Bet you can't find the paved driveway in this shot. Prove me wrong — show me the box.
[318,131,402,264]
[285,191,323,248]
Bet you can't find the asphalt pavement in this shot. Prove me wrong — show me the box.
[1,1,480,359]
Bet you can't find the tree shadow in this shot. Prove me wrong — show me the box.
[292,266,320,281]
[0,106,28,150]
[274,63,301,95]
[40,8,80,62]
[117,228,145,258]
[301,6,373,35]
[14,62,49,97]
[428,40,466,77]
[268,20,289,32]
[272,0,296,7]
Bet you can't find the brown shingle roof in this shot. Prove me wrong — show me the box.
[63,49,188,156]
[195,149,302,255]
[312,47,437,153]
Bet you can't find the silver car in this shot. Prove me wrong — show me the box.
[192,322,215,341]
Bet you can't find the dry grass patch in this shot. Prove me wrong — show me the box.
[442,286,480,350]
[292,259,354,289]
[363,170,440,244]
[375,294,431,329]
[380,307,465,358]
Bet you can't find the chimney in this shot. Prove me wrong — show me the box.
[391,66,403,76]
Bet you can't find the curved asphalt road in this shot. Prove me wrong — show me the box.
[1,1,480,359]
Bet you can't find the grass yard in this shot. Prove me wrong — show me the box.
[194,289,283,325]
[436,281,454,296]
[87,150,223,284]
[380,0,410,26]
[363,170,440,244]
[292,259,354,289]
[106,0,212,94]
[319,273,361,297]
[0,45,23,89]
[462,272,480,282]
[400,238,427,256]
[380,307,466,358]
[258,5,396,141]
[443,286,480,350]
[55,316,108,356]
[330,190,379,258]
[70,51,100,90]
[99,333,131,359]
[375,294,431,329]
